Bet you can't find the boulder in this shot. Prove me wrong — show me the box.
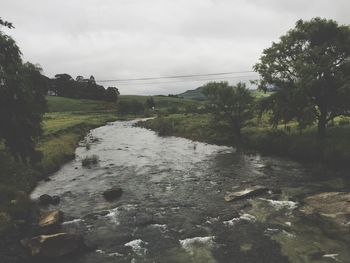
[51,196,60,205]
[103,187,123,201]
[224,186,268,202]
[39,194,53,206]
[38,194,60,206]
[39,210,63,228]
[300,192,350,228]
[21,233,83,258]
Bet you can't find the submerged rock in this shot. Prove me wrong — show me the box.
[39,194,53,206]
[103,187,123,201]
[39,210,63,228]
[21,233,84,258]
[51,196,60,205]
[38,194,60,206]
[135,213,155,226]
[224,186,268,202]
[300,192,350,228]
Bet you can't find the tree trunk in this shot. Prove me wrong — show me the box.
[232,123,241,139]
[317,113,327,138]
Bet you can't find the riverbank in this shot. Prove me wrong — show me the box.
[137,113,350,169]
[0,97,124,259]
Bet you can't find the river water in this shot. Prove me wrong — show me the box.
[31,120,350,263]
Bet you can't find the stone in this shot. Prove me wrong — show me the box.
[224,186,268,202]
[38,194,60,205]
[300,192,350,228]
[21,233,83,258]
[51,196,60,205]
[103,187,123,201]
[39,210,63,228]
[135,213,155,226]
[39,194,53,206]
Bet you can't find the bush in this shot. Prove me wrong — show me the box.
[338,118,350,126]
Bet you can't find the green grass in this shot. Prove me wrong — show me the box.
[120,95,203,110]
[47,96,118,112]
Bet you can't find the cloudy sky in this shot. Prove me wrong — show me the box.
[2,0,349,95]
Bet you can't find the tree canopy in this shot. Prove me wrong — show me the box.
[49,74,119,102]
[254,18,350,136]
[105,87,120,102]
[202,81,254,138]
[0,22,47,163]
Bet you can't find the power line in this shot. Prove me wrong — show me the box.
[115,74,258,86]
[97,70,255,83]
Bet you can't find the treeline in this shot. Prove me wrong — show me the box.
[48,74,119,102]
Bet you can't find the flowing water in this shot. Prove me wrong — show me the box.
[31,120,350,263]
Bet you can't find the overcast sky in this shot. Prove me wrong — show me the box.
[2,0,349,95]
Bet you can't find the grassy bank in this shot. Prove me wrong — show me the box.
[138,113,350,168]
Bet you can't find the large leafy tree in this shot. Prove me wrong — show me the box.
[0,19,47,163]
[254,18,350,137]
[105,86,120,102]
[202,81,254,138]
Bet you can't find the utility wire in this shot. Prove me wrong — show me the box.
[115,74,258,86]
[97,70,255,83]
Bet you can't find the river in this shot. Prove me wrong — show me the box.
[31,120,350,263]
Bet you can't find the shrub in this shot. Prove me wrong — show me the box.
[338,118,350,126]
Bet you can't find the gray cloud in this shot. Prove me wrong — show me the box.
[2,0,349,94]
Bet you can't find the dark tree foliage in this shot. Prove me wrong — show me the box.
[49,74,117,101]
[254,18,350,137]
[105,87,120,102]
[202,81,254,138]
[145,96,155,109]
[0,24,47,163]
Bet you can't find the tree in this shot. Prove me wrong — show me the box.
[145,96,155,109]
[105,86,120,102]
[0,23,47,163]
[254,18,350,137]
[202,81,254,138]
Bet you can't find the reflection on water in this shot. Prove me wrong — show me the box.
[31,120,350,263]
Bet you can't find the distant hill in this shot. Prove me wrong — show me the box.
[177,87,207,101]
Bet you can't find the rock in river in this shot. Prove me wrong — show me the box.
[21,233,84,258]
[38,194,60,206]
[300,192,350,228]
[39,210,63,228]
[103,187,123,201]
[39,194,53,206]
[224,186,268,202]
